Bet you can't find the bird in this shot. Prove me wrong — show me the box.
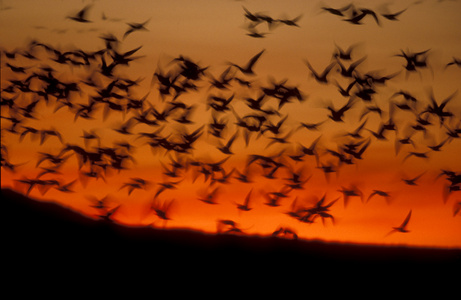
[110,46,143,65]
[272,227,298,240]
[320,3,354,17]
[335,56,367,78]
[229,49,265,75]
[453,201,461,217]
[445,57,461,68]
[96,205,121,222]
[366,189,392,204]
[265,130,294,149]
[242,6,261,22]
[381,8,407,21]
[150,198,174,226]
[326,98,355,122]
[386,210,412,236]
[55,180,78,193]
[208,66,234,90]
[334,79,357,97]
[422,89,457,125]
[216,131,239,155]
[246,28,269,38]
[402,172,425,186]
[123,19,150,39]
[342,119,368,139]
[427,138,449,152]
[154,180,181,198]
[277,14,303,27]
[66,5,92,23]
[333,43,360,60]
[304,59,336,84]
[234,189,253,212]
[402,151,430,163]
[40,129,63,145]
[338,185,364,207]
[343,8,380,26]
[198,186,220,205]
[298,121,325,131]
[6,63,31,74]
[395,134,416,155]
[119,177,151,195]
[395,48,430,72]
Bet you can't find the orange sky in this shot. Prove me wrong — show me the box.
[1,0,461,248]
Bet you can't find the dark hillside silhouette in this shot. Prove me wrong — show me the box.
[3,188,459,273]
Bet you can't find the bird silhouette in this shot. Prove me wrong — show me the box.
[422,89,457,125]
[335,56,367,78]
[246,28,269,39]
[334,79,357,97]
[366,189,392,204]
[54,179,77,193]
[395,48,430,72]
[343,8,380,26]
[333,43,360,60]
[427,138,449,152]
[395,134,416,155]
[150,198,174,227]
[40,129,63,145]
[381,8,407,21]
[402,172,425,186]
[445,57,461,68]
[96,205,121,223]
[277,14,303,27]
[229,49,265,75]
[320,3,354,17]
[67,5,92,23]
[6,63,31,74]
[402,151,430,163]
[119,177,151,195]
[453,201,461,217]
[338,185,364,207]
[234,189,253,212]
[326,98,355,122]
[216,131,239,155]
[198,186,220,205]
[155,180,181,198]
[304,59,336,84]
[123,19,150,39]
[386,210,412,236]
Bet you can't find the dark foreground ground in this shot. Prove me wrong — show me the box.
[3,188,460,276]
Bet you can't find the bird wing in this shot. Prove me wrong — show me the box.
[400,210,412,228]
[246,49,265,69]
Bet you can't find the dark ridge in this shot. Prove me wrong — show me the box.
[2,188,460,273]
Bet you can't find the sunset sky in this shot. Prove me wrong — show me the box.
[1,0,460,249]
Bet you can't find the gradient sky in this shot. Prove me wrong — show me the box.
[1,0,461,248]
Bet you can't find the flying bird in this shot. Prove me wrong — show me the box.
[123,19,150,39]
[234,189,253,212]
[445,57,461,68]
[320,3,354,17]
[229,49,265,75]
[386,210,412,236]
[304,59,336,84]
[67,5,92,23]
[277,14,303,27]
[402,172,425,186]
[381,8,407,21]
[326,98,355,122]
[366,189,392,204]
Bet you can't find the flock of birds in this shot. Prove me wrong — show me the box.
[241,2,419,39]
[1,1,461,240]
